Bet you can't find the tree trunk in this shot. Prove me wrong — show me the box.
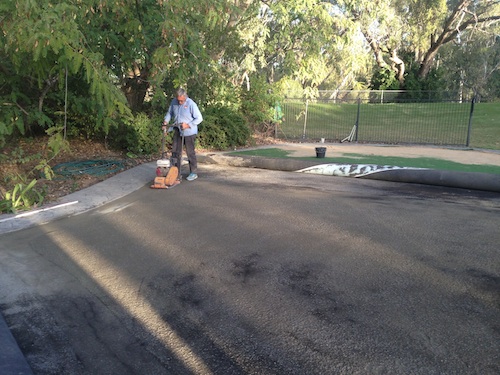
[363,29,387,69]
[418,45,441,79]
[123,63,149,111]
[389,50,405,83]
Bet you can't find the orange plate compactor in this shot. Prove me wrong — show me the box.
[150,127,183,189]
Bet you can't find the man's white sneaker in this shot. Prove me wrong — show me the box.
[186,173,198,181]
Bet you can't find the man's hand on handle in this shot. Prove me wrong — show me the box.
[162,122,189,131]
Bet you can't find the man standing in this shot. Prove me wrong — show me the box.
[162,88,203,181]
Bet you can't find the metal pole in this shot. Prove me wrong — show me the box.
[302,100,308,140]
[355,98,360,142]
[466,95,475,148]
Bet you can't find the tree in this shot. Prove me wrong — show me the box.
[265,1,335,90]
[329,0,500,86]
[0,0,240,141]
[70,0,211,111]
[439,27,500,100]
[417,0,500,79]
[331,0,408,84]
[0,0,130,144]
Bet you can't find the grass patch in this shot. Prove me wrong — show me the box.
[231,148,500,174]
[470,103,500,150]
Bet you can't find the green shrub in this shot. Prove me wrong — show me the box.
[239,77,279,129]
[108,108,250,152]
[109,113,163,155]
[371,67,400,90]
[402,64,446,100]
[198,106,250,150]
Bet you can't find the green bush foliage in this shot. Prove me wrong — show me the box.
[197,106,250,150]
[107,107,250,153]
[403,64,446,100]
[108,113,163,155]
[239,77,280,129]
[370,67,401,90]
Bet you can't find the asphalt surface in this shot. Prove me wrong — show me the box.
[1,144,499,374]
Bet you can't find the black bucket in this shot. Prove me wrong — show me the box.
[315,147,327,158]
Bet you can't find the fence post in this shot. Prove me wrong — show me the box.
[355,98,360,142]
[466,96,475,147]
[302,100,309,140]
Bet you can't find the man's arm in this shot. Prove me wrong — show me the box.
[189,101,203,126]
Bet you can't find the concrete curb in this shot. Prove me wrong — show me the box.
[199,154,500,193]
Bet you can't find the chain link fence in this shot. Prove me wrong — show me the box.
[277,94,475,147]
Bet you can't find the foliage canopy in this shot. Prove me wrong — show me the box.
[1,0,499,149]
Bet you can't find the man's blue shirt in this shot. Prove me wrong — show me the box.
[164,97,203,136]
